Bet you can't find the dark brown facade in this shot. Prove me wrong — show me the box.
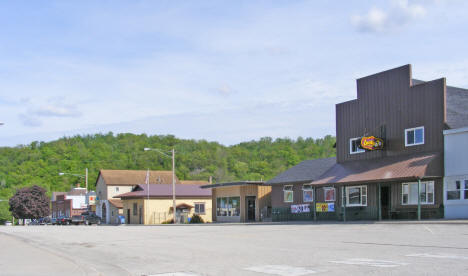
[313,64,449,220]
[268,65,461,221]
[336,65,445,166]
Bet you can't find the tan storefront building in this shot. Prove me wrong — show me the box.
[202,181,271,223]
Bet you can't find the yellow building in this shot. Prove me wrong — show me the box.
[95,169,187,224]
[115,184,212,224]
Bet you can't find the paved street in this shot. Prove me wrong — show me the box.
[1,221,468,276]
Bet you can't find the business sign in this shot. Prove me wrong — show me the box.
[291,204,310,214]
[88,195,96,205]
[360,136,384,151]
[316,203,335,212]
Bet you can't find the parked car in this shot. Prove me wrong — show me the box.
[72,212,101,225]
[83,212,101,225]
[28,219,40,225]
[50,217,57,225]
[38,217,51,225]
[56,216,71,225]
[4,221,12,226]
[44,217,52,225]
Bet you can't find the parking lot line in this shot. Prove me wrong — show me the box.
[244,265,317,276]
[147,272,201,276]
[406,253,468,260]
[329,258,408,268]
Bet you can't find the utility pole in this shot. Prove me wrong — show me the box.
[85,168,88,192]
[144,147,177,224]
[172,148,176,224]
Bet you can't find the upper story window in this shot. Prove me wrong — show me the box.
[302,184,313,202]
[405,126,424,147]
[115,187,119,192]
[350,137,365,154]
[283,185,293,203]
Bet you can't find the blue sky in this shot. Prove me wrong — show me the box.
[1,0,467,147]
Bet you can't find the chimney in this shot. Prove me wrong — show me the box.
[209,176,212,184]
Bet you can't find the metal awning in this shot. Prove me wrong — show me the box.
[311,153,442,185]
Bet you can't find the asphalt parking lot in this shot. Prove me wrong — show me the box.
[1,221,468,276]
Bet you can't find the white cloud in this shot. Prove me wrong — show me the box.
[351,0,427,33]
[18,114,42,127]
[32,104,82,118]
[18,97,82,127]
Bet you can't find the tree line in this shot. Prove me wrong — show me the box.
[0,132,335,222]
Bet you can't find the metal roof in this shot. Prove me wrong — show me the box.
[265,157,336,185]
[114,184,212,199]
[97,169,180,186]
[311,153,441,185]
[201,181,264,189]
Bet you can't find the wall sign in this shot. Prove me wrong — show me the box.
[360,136,384,150]
[291,204,310,213]
[316,203,335,212]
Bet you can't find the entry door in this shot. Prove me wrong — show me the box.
[127,209,130,224]
[139,207,142,224]
[246,196,256,221]
[380,186,390,219]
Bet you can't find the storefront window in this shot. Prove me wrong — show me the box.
[402,181,434,205]
[217,197,240,216]
[447,180,468,200]
[283,185,293,202]
[345,185,367,206]
[302,184,313,202]
[324,187,335,202]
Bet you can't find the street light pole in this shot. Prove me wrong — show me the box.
[172,148,176,224]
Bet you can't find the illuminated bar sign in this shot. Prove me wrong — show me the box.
[360,136,384,150]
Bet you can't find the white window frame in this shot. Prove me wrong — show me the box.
[401,181,435,205]
[446,179,468,201]
[302,184,314,202]
[324,187,336,202]
[405,126,425,147]
[194,202,205,214]
[345,185,367,207]
[350,137,365,154]
[283,185,293,203]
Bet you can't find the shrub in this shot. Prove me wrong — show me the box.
[190,214,204,223]
[162,219,174,224]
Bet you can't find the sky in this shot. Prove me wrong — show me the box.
[1,0,467,147]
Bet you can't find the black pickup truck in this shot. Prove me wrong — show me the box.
[71,212,102,225]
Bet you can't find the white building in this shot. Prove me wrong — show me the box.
[444,127,468,219]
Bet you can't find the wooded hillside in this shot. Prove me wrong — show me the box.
[0,132,335,222]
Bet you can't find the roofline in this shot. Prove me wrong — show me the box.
[265,180,313,186]
[115,195,212,199]
[201,181,265,189]
[444,126,468,135]
[311,175,442,186]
